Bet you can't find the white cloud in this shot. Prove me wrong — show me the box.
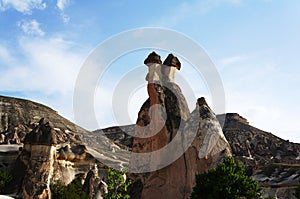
[0,0,46,14]
[56,0,69,11]
[17,19,45,36]
[56,0,70,23]
[0,36,88,121]
[60,12,70,24]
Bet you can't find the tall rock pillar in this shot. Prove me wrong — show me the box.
[130,52,231,199]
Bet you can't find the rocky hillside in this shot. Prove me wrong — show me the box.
[99,113,300,198]
[0,95,84,144]
[0,95,127,198]
[219,113,300,198]
[0,95,125,158]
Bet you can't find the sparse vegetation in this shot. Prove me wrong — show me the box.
[51,178,91,199]
[0,169,13,193]
[51,168,132,199]
[191,156,263,199]
[104,168,132,199]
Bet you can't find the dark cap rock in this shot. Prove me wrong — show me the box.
[197,97,208,106]
[24,118,57,145]
[144,51,162,65]
[163,53,181,70]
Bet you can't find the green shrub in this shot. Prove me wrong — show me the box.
[51,178,90,199]
[191,156,263,199]
[0,169,13,193]
[104,168,132,199]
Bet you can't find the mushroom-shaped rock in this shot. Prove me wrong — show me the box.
[144,51,163,83]
[144,51,162,65]
[163,53,181,70]
[161,54,181,83]
[24,118,56,146]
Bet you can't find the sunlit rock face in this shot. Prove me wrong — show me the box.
[11,119,99,198]
[219,112,300,199]
[130,52,231,199]
[0,95,86,145]
[0,96,128,198]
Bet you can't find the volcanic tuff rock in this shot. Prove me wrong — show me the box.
[16,118,57,198]
[0,95,84,144]
[0,96,127,198]
[102,113,300,198]
[1,48,300,198]
[129,52,231,199]
[83,168,108,199]
[219,112,300,198]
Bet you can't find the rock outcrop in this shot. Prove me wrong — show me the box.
[19,118,57,199]
[0,95,85,145]
[130,52,231,199]
[0,95,130,198]
[83,166,108,199]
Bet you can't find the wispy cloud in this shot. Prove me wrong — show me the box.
[56,0,69,11]
[0,45,14,64]
[217,55,248,70]
[0,35,88,120]
[17,19,45,36]
[56,0,70,23]
[0,0,46,14]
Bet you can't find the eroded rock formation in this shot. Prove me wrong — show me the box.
[19,119,57,199]
[130,52,231,199]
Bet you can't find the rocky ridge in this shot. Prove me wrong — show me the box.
[0,95,126,198]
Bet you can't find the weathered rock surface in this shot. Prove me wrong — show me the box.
[1,48,300,198]
[129,52,231,199]
[0,95,85,144]
[18,118,57,199]
[0,96,128,198]
[220,113,300,198]
[130,95,231,199]
[83,168,108,199]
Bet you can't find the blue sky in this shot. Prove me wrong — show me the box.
[0,0,300,143]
